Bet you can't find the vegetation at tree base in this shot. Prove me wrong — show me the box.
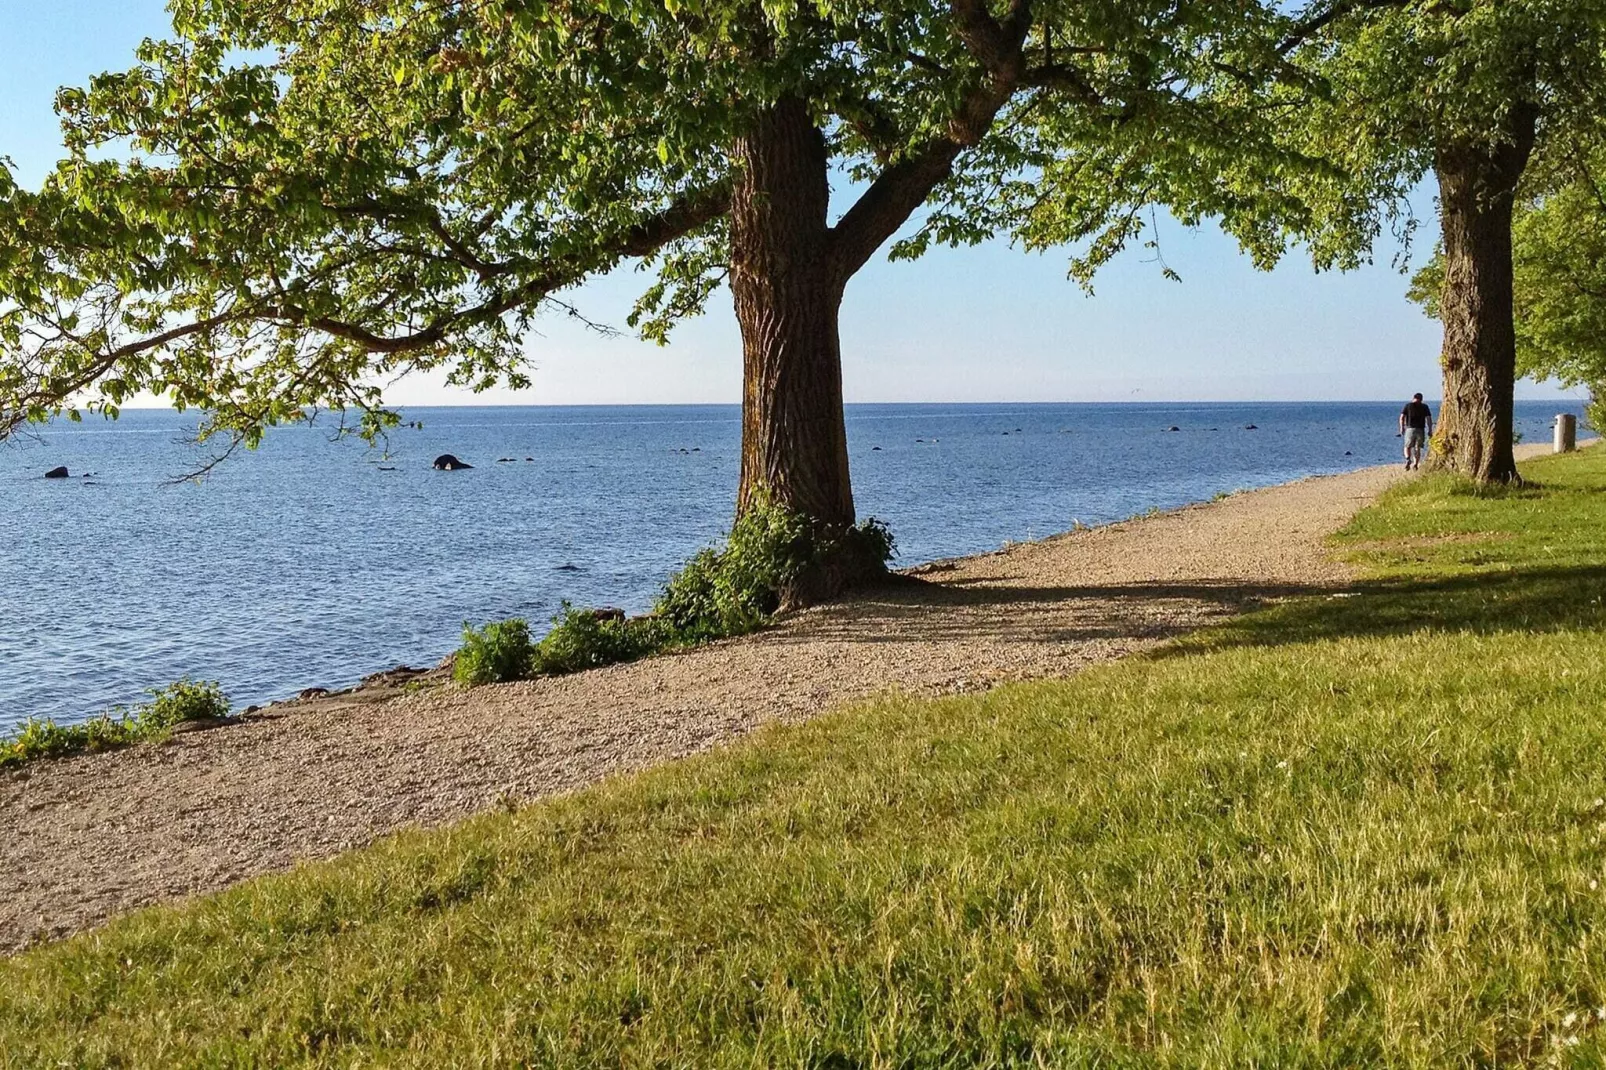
[1273,0,1606,483]
[0,678,229,769]
[0,0,1360,597]
[4,449,1605,1062]
[657,496,895,639]
[456,499,896,683]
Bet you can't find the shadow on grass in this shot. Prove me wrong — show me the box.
[1173,563,1606,655]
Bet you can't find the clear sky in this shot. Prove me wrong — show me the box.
[0,1,1576,406]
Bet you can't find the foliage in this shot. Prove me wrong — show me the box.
[0,678,229,770]
[0,0,1331,448]
[452,619,535,687]
[450,504,895,687]
[1588,392,1606,435]
[530,605,668,676]
[657,497,894,641]
[1268,0,1606,248]
[140,677,230,727]
[5,451,1606,1061]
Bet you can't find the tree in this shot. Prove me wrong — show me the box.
[1,0,1302,592]
[1410,131,1606,425]
[1277,0,1606,482]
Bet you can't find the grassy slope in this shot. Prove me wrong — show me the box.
[6,452,1606,1067]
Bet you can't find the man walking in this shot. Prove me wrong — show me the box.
[1398,393,1434,470]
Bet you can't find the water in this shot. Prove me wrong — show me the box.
[0,401,1575,729]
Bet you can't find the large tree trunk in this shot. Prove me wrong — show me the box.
[728,97,873,600]
[1428,104,1538,483]
[730,96,853,530]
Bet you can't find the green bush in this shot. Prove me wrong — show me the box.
[450,501,896,687]
[453,618,536,686]
[532,604,669,675]
[139,678,229,728]
[657,495,895,641]
[0,677,230,770]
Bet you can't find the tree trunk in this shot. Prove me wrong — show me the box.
[728,97,874,600]
[1428,104,1538,483]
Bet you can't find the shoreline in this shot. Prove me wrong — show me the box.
[0,448,1567,951]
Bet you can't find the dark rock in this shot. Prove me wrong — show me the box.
[525,457,534,461]
[296,687,330,700]
[170,716,232,735]
[44,466,69,479]
[497,457,514,463]
[555,563,582,572]
[378,466,397,471]
[1344,451,1353,456]
[871,446,883,451]
[432,454,473,470]
[1244,425,1258,431]
[1166,426,1181,432]
[359,665,427,690]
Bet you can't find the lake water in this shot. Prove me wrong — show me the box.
[0,401,1576,729]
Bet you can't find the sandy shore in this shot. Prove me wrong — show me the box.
[1,460,1422,950]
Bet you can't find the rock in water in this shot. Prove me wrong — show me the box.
[44,466,69,479]
[432,454,473,471]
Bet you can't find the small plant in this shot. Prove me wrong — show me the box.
[139,678,229,728]
[0,678,230,769]
[532,604,667,675]
[454,618,535,686]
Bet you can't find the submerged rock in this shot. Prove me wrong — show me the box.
[432,454,473,471]
[44,466,68,479]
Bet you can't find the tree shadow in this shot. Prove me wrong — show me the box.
[770,574,1340,647]
[1162,564,1606,656]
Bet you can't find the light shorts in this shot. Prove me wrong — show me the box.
[1405,427,1427,450]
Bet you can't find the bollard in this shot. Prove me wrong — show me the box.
[1555,413,1578,453]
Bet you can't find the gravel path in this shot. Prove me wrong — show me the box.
[1,462,1411,950]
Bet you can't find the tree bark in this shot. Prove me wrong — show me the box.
[1429,103,1538,483]
[730,96,856,534]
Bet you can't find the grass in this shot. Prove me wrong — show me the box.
[6,452,1606,1065]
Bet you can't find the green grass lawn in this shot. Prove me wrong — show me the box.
[7,452,1606,1067]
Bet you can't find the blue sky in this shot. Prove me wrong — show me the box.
[0,1,1575,406]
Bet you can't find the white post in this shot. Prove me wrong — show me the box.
[1555,413,1578,453]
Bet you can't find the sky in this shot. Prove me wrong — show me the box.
[0,1,1577,406]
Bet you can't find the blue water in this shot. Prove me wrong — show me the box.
[0,401,1576,729]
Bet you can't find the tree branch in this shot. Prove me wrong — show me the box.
[828,0,1032,279]
[1278,0,1413,54]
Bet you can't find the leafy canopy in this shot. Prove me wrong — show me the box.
[1262,0,1606,268]
[3,0,1334,446]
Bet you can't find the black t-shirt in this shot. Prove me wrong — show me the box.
[1402,401,1432,429]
